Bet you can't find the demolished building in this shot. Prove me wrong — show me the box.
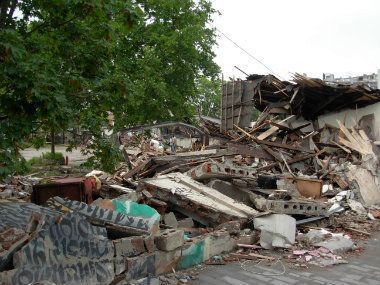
[1,73,380,284]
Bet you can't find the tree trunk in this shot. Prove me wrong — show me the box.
[51,129,55,155]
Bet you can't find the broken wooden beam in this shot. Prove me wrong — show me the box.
[230,253,275,261]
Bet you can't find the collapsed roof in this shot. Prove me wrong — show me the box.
[248,73,380,120]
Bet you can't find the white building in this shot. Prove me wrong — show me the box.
[323,69,380,89]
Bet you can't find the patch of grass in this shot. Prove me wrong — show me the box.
[27,152,64,166]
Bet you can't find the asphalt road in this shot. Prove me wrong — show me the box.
[193,234,380,285]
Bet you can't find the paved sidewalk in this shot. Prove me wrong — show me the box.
[193,235,380,285]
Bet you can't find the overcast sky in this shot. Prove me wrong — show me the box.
[211,0,379,80]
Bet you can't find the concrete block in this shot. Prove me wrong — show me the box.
[155,249,181,275]
[205,230,236,259]
[115,255,127,275]
[177,230,236,270]
[178,237,206,270]
[154,229,184,251]
[187,161,256,181]
[177,217,194,228]
[251,194,328,216]
[253,214,296,249]
[113,236,147,274]
[114,236,146,257]
[143,235,156,253]
[125,253,155,280]
[163,212,178,228]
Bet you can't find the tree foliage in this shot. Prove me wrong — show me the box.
[0,0,219,175]
[113,0,220,126]
[194,76,221,118]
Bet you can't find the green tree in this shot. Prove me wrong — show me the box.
[113,0,220,126]
[194,76,221,118]
[0,0,139,175]
[0,0,219,175]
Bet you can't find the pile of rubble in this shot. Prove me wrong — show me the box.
[1,77,380,284]
[0,176,39,200]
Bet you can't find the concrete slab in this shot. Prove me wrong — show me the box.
[141,173,257,226]
[253,214,296,249]
[314,235,355,253]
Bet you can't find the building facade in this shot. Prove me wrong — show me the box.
[323,69,380,89]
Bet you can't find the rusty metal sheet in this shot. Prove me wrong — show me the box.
[32,181,85,205]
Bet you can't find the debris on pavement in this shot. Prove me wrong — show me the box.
[1,74,380,283]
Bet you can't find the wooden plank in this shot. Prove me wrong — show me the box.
[257,115,295,140]
[230,253,275,261]
[358,129,370,141]
[237,244,262,249]
[331,141,351,153]
[226,143,274,160]
[121,159,152,179]
[338,137,357,151]
[233,121,268,142]
[337,120,360,147]
[255,149,326,172]
[258,139,313,153]
[234,124,313,153]
[261,145,282,162]
[351,127,367,147]
[269,107,289,114]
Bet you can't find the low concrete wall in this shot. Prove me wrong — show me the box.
[317,101,380,140]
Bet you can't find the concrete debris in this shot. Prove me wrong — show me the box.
[186,161,256,181]
[154,229,184,251]
[314,235,355,254]
[253,214,296,249]
[301,229,332,244]
[299,228,355,254]
[177,218,194,229]
[347,199,367,215]
[207,179,251,205]
[50,196,159,235]
[140,173,257,227]
[2,104,380,283]
[310,258,348,267]
[347,165,380,206]
[163,212,179,228]
[251,193,328,216]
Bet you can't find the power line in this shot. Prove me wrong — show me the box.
[215,27,283,79]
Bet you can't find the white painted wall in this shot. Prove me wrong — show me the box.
[317,101,380,140]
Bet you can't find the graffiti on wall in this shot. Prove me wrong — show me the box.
[53,197,153,232]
